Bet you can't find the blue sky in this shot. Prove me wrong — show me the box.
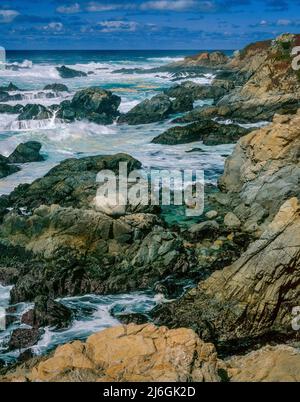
[1,0,300,49]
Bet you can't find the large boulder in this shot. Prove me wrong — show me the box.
[8,141,44,163]
[56,65,87,78]
[0,155,20,179]
[152,120,249,145]
[164,80,232,102]
[0,104,23,114]
[57,87,121,124]
[0,324,225,382]
[118,93,193,125]
[43,83,69,92]
[22,296,72,330]
[18,104,53,121]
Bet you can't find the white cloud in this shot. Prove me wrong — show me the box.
[86,2,133,12]
[0,10,20,23]
[41,22,64,31]
[98,20,139,32]
[57,3,80,14]
[141,0,198,11]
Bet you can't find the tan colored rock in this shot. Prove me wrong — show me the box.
[227,345,300,382]
[219,110,300,231]
[0,324,225,382]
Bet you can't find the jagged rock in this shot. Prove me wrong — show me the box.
[0,82,21,92]
[152,198,300,350]
[22,296,72,330]
[57,87,121,124]
[18,104,52,121]
[0,155,20,179]
[218,112,300,231]
[167,51,228,68]
[43,83,69,92]
[164,80,229,102]
[56,65,87,79]
[118,93,193,125]
[0,153,141,213]
[0,104,23,114]
[227,345,300,382]
[8,328,42,351]
[152,120,249,145]
[8,141,44,163]
[0,324,226,382]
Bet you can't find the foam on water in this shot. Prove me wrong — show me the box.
[0,287,160,363]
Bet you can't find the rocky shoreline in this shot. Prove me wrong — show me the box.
[0,34,300,382]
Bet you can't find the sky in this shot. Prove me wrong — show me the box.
[1,0,300,50]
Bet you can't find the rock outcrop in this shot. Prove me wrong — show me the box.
[153,197,300,351]
[0,153,191,302]
[0,155,20,179]
[152,120,249,145]
[57,87,121,124]
[118,93,193,125]
[227,345,300,382]
[181,34,300,123]
[0,324,225,382]
[7,141,44,163]
[167,51,228,69]
[218,112,300,232]
[56,65,87,79]
[43,83,69,92]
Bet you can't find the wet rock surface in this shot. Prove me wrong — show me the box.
[152,120,250,145]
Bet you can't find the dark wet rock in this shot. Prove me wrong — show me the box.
[152,120,250,145]
[0,155,20,179]
[119,93,193,125]
[0,104,23,114]
[186,148,206,153]
[18,349,34,363]
[0,82,21,92]
[56,65,87,79]
[0,91,23,102]
[0,153,193,302]
[18,104,53,121]
[0,153,141,213]
[22,296,72,330]
[8,141,44,163]
[164,80,230,102]
[8,328,42,350]
[57,87,121,124]
[112,312,149,325]
[43,83,69,92]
